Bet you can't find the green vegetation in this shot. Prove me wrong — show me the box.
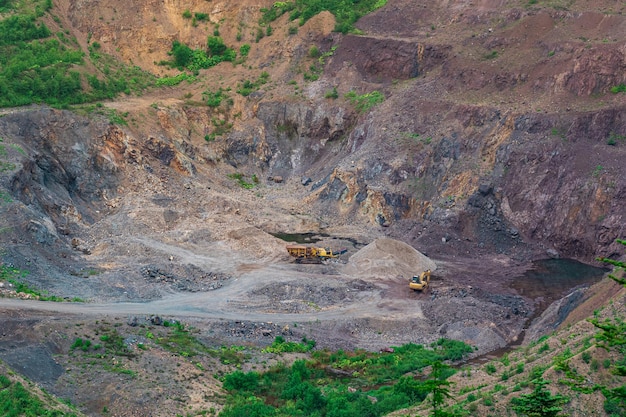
[204,117,233,142]
[610,83,626,93]
[0,373,79,416]
[154,321,206,358]
[607,132,626,146]
[227,172,257,189]
[262,336,316,353]
[592,164,604,177]
[483,50,499,60]
[585,239,626,415]
[260,0,388,34]
[324,87,338,99]
[345,90,385,113]
[511,378,569,417]
[0,264,78,301]
[155,72,196,87]
[239,43,251,58]
[163,37,236,72]
[0,0,155,108]
[220,339,471,417]
[236,72,270,96]
[485,363,497,375]
[423,361,454,417]
[203,87,231,108]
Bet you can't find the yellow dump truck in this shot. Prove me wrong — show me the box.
[409,270,431,291]
[286,245,347,263]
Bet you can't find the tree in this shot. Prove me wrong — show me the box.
[423,361,453,417]
[596,239,626,287]
[511,378,569,417]
[207,36,227,57]
[170,41,192,68]
[593,238,626,415]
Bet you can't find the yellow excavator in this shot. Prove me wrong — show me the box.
[409,270,431,291]
[286,245,347,264]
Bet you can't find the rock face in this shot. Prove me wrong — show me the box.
[1,108,123,230]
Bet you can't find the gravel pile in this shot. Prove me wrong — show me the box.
[342,238,437,282]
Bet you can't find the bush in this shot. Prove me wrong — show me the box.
[207,36,227,56]
[610,83,626,93]
[220,395,276,417]
[239,44,251,57]
[223,370,260,392]
[538,343,550,353]
[485,363,497,375]
[182,9,192,19]
[203,88,229,107]
[344,90,385,113]
[325,87,338,99]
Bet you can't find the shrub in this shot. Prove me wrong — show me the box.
[170,40,193,68]
[223,370,260,392]
[203,88,229,107]
[345,90,385,113]
[485,363,497,375]
[239,44,251,57]
[610,83,626,93]
[182,9,192,19]
[207,36,227,56]
[325,87,338,99]
[511,378,568,417]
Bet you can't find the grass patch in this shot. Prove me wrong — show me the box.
[154,321,207,357]
[227,172,258,189]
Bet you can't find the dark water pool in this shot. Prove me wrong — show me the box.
[510,258,608,304]
[469,258,608,363]
[271,232,323,243]
[271,232,362,247]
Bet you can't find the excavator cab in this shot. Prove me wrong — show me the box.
[409,270,431,291]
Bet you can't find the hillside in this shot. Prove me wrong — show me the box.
[0,0,625,416]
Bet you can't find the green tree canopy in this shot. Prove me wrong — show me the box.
[511,378,569,417]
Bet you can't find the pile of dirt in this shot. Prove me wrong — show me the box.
[341,238,437,282]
